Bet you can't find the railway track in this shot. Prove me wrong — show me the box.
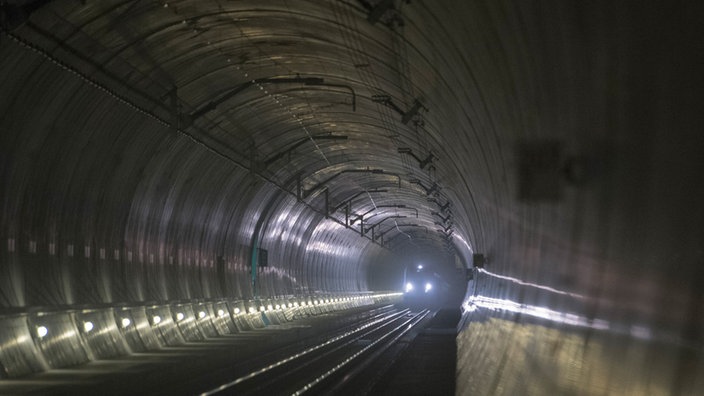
[200,308,431,395]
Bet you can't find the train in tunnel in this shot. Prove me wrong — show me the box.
[1,0,703,394]
[401,265,449,306]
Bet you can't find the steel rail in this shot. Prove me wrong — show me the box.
[292,309,430,395]
[200,308,409,395]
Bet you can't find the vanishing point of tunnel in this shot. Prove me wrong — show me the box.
[1,1,703,395]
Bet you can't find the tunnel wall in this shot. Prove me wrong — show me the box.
[436,2,704,394]
[0,292,398,378]
[0,36,388,309]
[2,0,702,392]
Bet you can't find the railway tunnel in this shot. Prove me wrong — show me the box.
[1,1,703,394]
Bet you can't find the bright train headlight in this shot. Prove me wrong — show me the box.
[425,282,433,293]
[405,282,414,293]
[36,326,48,338]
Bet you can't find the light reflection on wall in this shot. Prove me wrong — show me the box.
[477,268,585,299]
[305,220,351,257]
[310,218,346,234]
[464,294,673,345]
[261,265,299,286]
[271,211,305,246]
[452,232,473,261]
[463,295,610,331]
[306,241,342,256]
[468,269,673,342]
[455,315,693,396]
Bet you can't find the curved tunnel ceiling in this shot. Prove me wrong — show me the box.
[0,0,701,283]
[3,0,479,266]
[2,0,703,290]
[1,1,703,390]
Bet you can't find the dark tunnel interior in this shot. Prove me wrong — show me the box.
[1,0,703,394]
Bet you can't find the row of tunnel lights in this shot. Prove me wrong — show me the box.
[33,294,400,339]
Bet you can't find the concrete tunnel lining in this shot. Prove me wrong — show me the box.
[1,0,703,393]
